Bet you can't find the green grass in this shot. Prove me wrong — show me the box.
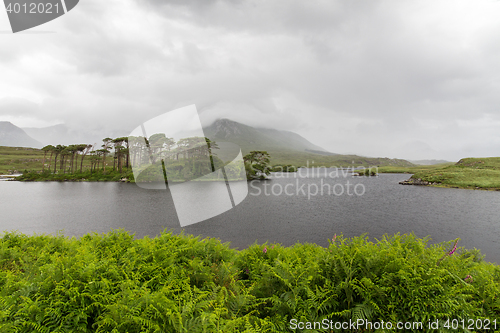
[267,150,415,169]
[1,146,414,179]
[377,163,455,174]
[411,157,500,190]
[0,230,498,332]
[0,146,101,175]
[0,146,45,174]
[17,169,134,182]
[0,146,133,182]
[379,158,500,190]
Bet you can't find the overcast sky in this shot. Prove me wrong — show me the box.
[1,0,499,161]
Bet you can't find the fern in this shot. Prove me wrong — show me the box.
[0,230,498,332]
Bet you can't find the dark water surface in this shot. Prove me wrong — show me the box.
[1,173,499,263]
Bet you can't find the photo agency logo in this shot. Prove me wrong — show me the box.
[3,0,79,33]
[249,163,378,200]
[128,105,248,227]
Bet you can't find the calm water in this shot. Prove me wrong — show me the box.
[1,172,499,263]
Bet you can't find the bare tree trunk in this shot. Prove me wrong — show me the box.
[80,146,92,173]
[42,151,47,172]
[118,152,122,173]
[72,152,77,173]
[47,151,53,173]
[54,155,58,174]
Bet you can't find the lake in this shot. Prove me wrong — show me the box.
[1,172,499,263]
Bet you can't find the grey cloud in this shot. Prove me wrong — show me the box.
[1,0,499,161]
[0,98,40,117]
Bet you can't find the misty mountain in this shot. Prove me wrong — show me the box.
[22,124,107,147]
[204,118,334,155]
[17,118,333,155]
[409,159,453,165]
[0,121,42,148]
[22,124,70,146]
[203,119,413,167]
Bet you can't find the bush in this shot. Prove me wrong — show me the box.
[17,169,134,182]
[357,168,377,176]
[0,230,498,332]
[272,165,298,172]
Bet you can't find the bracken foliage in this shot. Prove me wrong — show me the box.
[0,230,498,332]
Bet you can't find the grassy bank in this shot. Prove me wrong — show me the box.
[16,169,134,182]
[1,230,498,332]
[0,146,45,174]
[268,150,414,169]
[0,146,414,176]
[379,158,500,190]
[0,146,102,176]
[377,163,455,174]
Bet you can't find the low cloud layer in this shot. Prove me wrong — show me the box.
[0,0,499,161]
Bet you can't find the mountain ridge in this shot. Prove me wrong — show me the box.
[1,118,415,168]
[203,118,413,167]
[22,124,109,147]
[409,159,453,165]
[204,118,333,155]
[0,121,42,148]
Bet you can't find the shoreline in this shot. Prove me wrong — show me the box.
[398,176,500,191]
[0,174,22,181]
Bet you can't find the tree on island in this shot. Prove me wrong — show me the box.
[148,133,169,164]
[41,145,54,172]
[243,151,271,180]
[67,145,78,173]
[88,151,100,172]
[52,144,65,174]
[101,138,113,173]
[60,147,72,173]
[112,137,128,173]
[205,138,218,171]
[33,135,231,181]
[79,144,93,173]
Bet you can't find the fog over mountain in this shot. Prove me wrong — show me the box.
[22,124,121,147]
[204,118,331,155]
[1,0,500,161]
[6,118,333,157]
[0,122,42,148]
[409,159,452,165]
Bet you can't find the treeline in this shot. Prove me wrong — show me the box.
[31,137,295,182]
[40,137,130,175]
[29,136,243,182]
[129,135,216,167]
[130,135,224,182]
[39,135,220,177]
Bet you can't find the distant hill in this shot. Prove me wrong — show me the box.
[22,124,108,147]
[405,157,500,190]
[0,122,42,148]
[409,159,453,165]
[22,124,70,146]
[1,118,414,168]
[204,119,413,167]
[304,149,339,156]
[204,118,332,154]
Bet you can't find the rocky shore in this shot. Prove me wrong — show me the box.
[399,178,439,186]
